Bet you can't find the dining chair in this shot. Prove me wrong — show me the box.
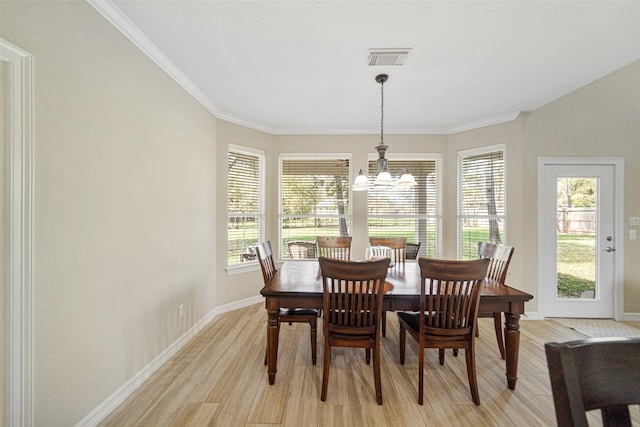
[369,236,407,337]
[405,242,421,260]
[316,236,352,260]
[398,257,490,405]
[476,242,515,359]
[369,237,407,266]
[318,256,391,405]
[545,337,640,427]
[256,241,318,365]
[286,240,317,259]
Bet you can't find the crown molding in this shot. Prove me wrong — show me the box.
[215,111,274,135]
[447,110,522,134]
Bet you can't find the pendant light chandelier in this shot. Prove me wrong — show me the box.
[352,74,416,192]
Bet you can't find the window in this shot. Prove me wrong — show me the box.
[227,145,265,266]
[457,146,505,259]
[280,155,351,259]
[367,157,442,258]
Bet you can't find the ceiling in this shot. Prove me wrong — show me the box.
[95,1,640,135]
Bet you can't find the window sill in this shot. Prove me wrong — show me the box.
[226,261,260,276]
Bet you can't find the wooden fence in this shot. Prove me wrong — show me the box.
[557,208,595,235]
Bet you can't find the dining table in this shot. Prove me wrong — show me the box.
[260,259,533,390]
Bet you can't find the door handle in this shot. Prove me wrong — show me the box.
[605,246,616,252]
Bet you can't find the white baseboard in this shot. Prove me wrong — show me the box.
[529,312,640,321]
[75,295,263,427]
[522,311,542,320]
[623,313,640,321]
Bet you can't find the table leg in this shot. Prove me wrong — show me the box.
[266,306,279,385]
[503,313,521,390]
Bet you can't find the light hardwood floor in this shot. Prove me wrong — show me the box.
[99,304,640,426]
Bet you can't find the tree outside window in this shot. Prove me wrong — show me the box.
[458,147,505,259]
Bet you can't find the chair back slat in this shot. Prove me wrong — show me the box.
[419,258,489,334]
[370,237,407,265]
[405,242,421,260]
[256,241,277,284]
[317,236,352,260]
[319,257,390,331]
[477,242,514,284]
[545,338,640,427]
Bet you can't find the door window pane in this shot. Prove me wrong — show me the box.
[556,177,597,299]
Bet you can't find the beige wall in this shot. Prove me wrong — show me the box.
[1,59,7,424]
[2,2,218,425]
[522,60,640,313]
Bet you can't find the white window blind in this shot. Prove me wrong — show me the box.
[457,147,505,259]
[367,159,441,258]
[228,147,265,265]
[280,157,351,259]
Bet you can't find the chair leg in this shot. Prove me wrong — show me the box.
[310,318,317,365]
[381,310,387,337]
[373,345,382,405]
[493,312,505,359]
[464,345,480,405]
[399,323,406,364]
[418,345,424,405]
[365,348,371,364]
[321,343,331,401]
[439,348,445,365]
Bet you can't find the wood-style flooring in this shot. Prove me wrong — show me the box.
[99,304,640,426]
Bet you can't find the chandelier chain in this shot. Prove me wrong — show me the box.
[380,79,384,145]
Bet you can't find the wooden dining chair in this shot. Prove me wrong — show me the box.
[369,237,407,337]
[286,240,317,259]
[256,241,318,365]
[405,242,421,260]
[318,256,391,405]
[476,242,515,359]
[398,257,490,405]
[545,337,640,427]
[369,237,407,266]
[316,236,352,260]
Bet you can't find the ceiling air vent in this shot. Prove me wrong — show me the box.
[367,48,411,66]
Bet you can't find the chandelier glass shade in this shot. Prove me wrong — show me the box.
[352,74,416,192]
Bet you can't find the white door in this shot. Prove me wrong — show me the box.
[540,163,616,318]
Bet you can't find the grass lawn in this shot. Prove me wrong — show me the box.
[557,234,596,297]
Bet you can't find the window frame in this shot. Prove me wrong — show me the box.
[227,144,266,268]
[457,144,506,259]
[366,153,443,259]
[279,153,352,261]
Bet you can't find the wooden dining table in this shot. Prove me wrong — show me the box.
[260,260,533,390]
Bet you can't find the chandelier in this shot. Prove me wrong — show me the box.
[352,74,416,192]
